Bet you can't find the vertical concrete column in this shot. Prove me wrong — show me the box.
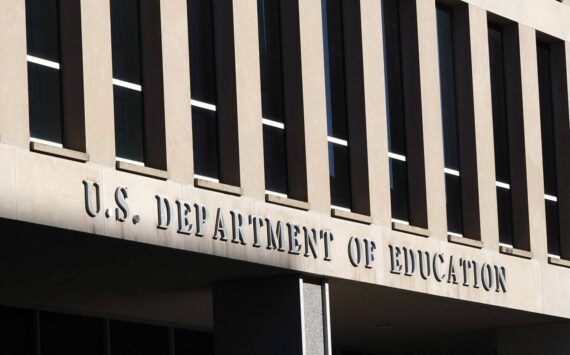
[415,0,447,240]
[360,0,391,227]
[232,0,265,199]
[81,0,116,167]
[160,0,193,183]
[463,5,499,248]
[0,0,29,148]
[518,25,548,259]
[298,0,330,213]
[214,277,331,355]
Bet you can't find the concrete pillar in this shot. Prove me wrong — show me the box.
[360,0,391,227]
[415,0,447,240]
[233,0,265,199]
[0,0,29,148]
[517,25,548,259]
[81,0,116,167]
[458,5,499,248]
[298,0,330,213]
[160,0,194,183]
[213,277,332,355]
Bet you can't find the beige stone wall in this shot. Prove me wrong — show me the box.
[1,0,570,319]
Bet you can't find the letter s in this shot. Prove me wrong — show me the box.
[115,187,130,222]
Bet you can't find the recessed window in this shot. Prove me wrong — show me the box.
[488,24,515,247]
[40,312,105,355]
[189,0,220,181]
[258,0,289,196]
[537,40,562,256]
[436,5,463,236]
[111,0,145,164]
[382,0,410,224]
[26,0,85,150]
[110,320,170,355]
[111,0,166,170]
[323,0,352,210]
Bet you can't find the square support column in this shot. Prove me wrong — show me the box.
[160,0,193,183]
[232,0,265,199]
[0,0,29,148]
[81,0,116,167]
[213,277,331,355]
[360,0,391,227]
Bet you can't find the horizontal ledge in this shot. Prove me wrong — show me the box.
[499,246,533,259]
[30,142,89,162]
[266,194,309,211]
[447,235,483,249]
[116,161,169,180]
[194,178,242,196]
[331,208,372,225]
[548,257,570,268]
[391,222,430,238]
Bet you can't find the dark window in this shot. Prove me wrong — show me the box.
[488,24,515,246]
[0,306,35,355]
[40,312,105,355]
[382,0,410,222]
[323,0,351,209]
[111,0,145,163]
[436,5,463,235]
[26,0,63,145]
[110,320,170,355]
[175,329,214,355]
[258,0,289,195]
[113,85,145,162]
[258,0,285,122]
[189,0,220,180]
[537,40,561,255]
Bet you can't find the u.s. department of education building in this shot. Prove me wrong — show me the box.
[1,0,570,353]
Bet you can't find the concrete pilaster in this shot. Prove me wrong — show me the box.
[465,5,500,249]
[298,0,331,214]
[213,277,331,355]
[160,0,193,183]
[0,0,29,149]
[360,0,391,227]
[518,25,548,260]
[233,0,265,200]
[415,0,447,240]
[81,0,116,167]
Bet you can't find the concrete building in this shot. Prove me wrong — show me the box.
[0,0,570,353]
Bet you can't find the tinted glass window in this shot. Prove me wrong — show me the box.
[537,41,558,197]
[546,199,561,255]
[497,186,514,245]
[111,0,142,84]
[175,329,214,355]
[258,0,284,122]
[27,63,63,143]
[40,312,105,355]
[0,306,35,355]
[26,0,60,62]
[192,106,219,178]
[488,26,511,184]
[389,158,410,221]
[263,124,288,194]
[188,0,217,104]
[436,6,460,171]
[383,0,407,157]
[110,320,169,355]
[113,85,145,162]
[328,142,351,208]
[323,0,348,140]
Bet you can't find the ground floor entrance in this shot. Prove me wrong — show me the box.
[1,219,568,354]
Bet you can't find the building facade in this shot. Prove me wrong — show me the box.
[1,0,570,353]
